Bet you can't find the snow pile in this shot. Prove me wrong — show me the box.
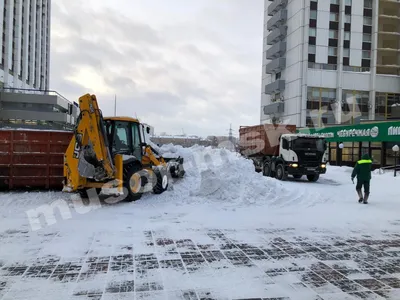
[149,143,326,207]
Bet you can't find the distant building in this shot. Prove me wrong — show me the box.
[150,134,239,150]
[151,135,212,148]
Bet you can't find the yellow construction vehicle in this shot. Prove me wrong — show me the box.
[62,93,185,201]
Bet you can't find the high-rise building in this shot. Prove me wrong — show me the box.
[261,0,400,128]
[0,0,50,90]
[0,0,78,130]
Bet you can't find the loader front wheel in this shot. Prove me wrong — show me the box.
[123,163,144,202]
[153,168,169,194]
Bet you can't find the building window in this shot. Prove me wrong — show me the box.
[345,0,352,4]
[331,0,339,4]
[330,13,339,22]
[308,45,316,54]
[344,32,351,41]
[375,93,400,119]
[329,30,338,39]
[328,47,338,56]
[344,15,351,23]
[342,90,370,124]
[310,10,317,20]
[362,50,371,59]
[343,48,350,57]
[309,28,316,37]
[363,33,372,42]
[363,16,372,25]
[307,87,337,127]
[364,0,372,8]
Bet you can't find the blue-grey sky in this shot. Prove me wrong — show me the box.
[51,0,264,137]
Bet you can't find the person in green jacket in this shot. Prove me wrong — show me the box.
[351,153,373,204]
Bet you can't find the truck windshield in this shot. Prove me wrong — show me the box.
[292,138,326,152]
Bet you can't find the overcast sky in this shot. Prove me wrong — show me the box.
[50,0,264,137]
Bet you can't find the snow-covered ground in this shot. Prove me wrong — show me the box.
[1,144,400,300]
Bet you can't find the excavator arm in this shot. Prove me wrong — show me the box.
[63,94,117,192]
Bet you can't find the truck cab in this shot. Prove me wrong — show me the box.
[271,134,328,181]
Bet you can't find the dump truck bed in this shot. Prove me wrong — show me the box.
[239,124,296,157]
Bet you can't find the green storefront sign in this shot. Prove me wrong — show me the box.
[297,121,400,142]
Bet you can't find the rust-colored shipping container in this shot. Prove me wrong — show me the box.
[0,129,73,190]
[239,124,296,157]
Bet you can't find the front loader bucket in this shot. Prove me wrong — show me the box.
[166,157,185,178]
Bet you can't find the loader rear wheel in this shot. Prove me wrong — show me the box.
[123,163,144,202]
[153,168,169,194]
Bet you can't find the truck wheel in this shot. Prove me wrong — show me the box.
[123,163,144,202]
[307,174,320,182]
[153,167,169,194]
[293,175,302,179]
[275,164,287,181]
[262,161,271,177]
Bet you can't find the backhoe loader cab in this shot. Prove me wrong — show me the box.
[104,117,144,161]
[63,94,185,202]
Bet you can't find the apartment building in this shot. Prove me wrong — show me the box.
[0,0,50,89]
[261,0,400,128]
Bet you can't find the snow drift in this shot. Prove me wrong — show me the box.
[149,143,327,207]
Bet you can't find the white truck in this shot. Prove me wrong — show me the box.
[239,124,328,182]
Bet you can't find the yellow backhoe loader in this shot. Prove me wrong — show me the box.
[62,93,185,201]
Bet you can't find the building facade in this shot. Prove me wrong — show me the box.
[0,0,50,90]
[298,119,400,169]
[261,0,400,128]
[0,0,79,130]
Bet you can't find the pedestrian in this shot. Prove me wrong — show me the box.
[351,153,372,204]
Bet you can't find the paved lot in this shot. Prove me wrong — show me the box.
[1,227,400,300]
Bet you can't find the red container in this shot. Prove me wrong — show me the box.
[0,129,73,190]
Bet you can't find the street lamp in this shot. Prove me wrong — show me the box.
[393,144,399,177]
[339,143,344,167]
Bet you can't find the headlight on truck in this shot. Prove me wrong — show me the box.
[290,163,298,168]
[321,164,326,168]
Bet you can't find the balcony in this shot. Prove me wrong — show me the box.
[268,0,288,16]
[266,41,286,60]
[265,80,285,94]
[263,102,284,115]
[267,10,287,31]
[265,57,286,74]
[267,26,287,45]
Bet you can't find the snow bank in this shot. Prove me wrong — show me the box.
[146,144,326,208]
